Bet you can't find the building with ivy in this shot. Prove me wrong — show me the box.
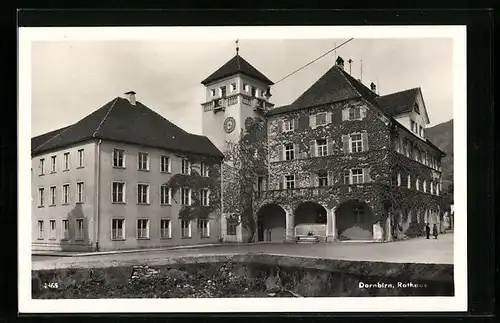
[201,53,445,243]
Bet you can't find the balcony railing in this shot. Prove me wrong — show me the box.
[254,183,379,200]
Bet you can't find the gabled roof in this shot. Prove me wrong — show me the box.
[201,54,274,86]
[32,97,224,159]
[375,87,420,117]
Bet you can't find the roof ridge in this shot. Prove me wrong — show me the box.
[92,97,119,137]
[33,124,75,152]
[336,66,365,98]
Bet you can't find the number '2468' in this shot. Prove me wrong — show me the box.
[43,282,59,289]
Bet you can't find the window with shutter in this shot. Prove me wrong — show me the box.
[299,115,309,129]
[327,138,334,155]
[343,170,350,184]
[327,171,333,186]
[326,112,332,124]
[342,108,349,121]
[309,115,316,129]
[362,132,369,151]
[363,168,371,183]
[341,135,349,153]
[309,140,316,157]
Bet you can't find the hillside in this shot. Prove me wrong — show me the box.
[426,119,453,192]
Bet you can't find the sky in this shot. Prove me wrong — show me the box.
[31,38,453,137]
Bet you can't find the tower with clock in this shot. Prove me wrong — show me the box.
[200,43,274,154]
[200,42,274,242]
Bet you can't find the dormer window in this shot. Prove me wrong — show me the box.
[414,103,420,114]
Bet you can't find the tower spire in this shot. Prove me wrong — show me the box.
[235,39,239,56]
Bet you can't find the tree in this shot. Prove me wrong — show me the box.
[222,117,268,242]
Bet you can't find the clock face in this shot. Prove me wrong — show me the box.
[224,117,236,133]
[244,117,254,130]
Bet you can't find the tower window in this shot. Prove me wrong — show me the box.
[251,86,257,97]
[220,86,227,98]
[230,83,237,92]
[210,89,216,97]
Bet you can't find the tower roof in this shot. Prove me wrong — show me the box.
[201,54,274,86]
[31,97,223,159]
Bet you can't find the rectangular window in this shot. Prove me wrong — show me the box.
[283,119,294,132]
[160,185,171,205]
[350,134,363,153]
[200,188,210,206]
[181,188,191,205]
[318,172,328,187]
[63,152,70,170]
[423,180,427,193]
[316,139,327,156]
[200,162,210,177]
[49,220,56,239]
[285,175,295,189]
[138,152,149,170]
[62,220,69,240]
[227,221,237,235]
[251,86,256,97]
[198,219,210,238]
[354,207,363,223]
[51,156,57,173]
[351,169,364,184]
[416,178,420,191]
[210,89,216,97]
[112,219,125,240]
[220,86,227,97]
[315,113,327,126]
[77,149,84,167]
[243,83,249,92]
[349,107,361,120]
[137,184,149,204]
[113,149,125,167]
[230,83,237,92]
[38,188,44,206]
[62,184,69,204]
[49,186,56,205]
[343,169,350,184]
[284,143,295,161]
[161,155,170,173]
[181,159,191,175]
[37,221,44,239]
[181,220,191,238]
[39,158,45,175]
[76,182,84,203]
[75,219,84,240]
[112,182,125,203]
[160,219,171,238]
[137,219,149,239]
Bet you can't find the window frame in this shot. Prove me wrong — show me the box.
[37,220,44,240]
[230,83,237,92]
[350,133,363,153]
[283,119,294,132]
[137,183,150,205]
[63,152,70,171]
[200,188,210,206]
[349,107,362,120]
[111,218,125,240]
[112,181,126,203]
[61,219,69,240]
[284,143,295,161]
[62,183,70,204]
[50,155,57,173]
[227,221,237,235]
[160,155,171,173]
[77,149,85,168]
[49,186,57,206]
[351,169,364,184]
[160,185,172,205]
[354,207,364,223]
[76,182,84,203]
[160,218,172,239]
[38,188,45,207]
[316,139,328,157]
[49,220,56,240]
[75,219,84,241]
[200,162,210,177]
[197,219,210,238]
[136,218,150,239]
[39,158,45,175]
[180,187,191,206]
[315,112,327,126]
[285,175,295,189]
[113,148,125,168]
[180,219,192,238]
[138,152,150,171]
[318,172,328,187]
[181,158,191,175]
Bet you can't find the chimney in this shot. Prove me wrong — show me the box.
[124,91,136,105]
[370,82,377,93]
[335,56,344,70]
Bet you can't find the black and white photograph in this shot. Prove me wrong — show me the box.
[18,26,467,313]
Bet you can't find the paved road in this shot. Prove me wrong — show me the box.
[32,233,453,270]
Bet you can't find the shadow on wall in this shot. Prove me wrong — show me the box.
[336,200,373,240]
[60,203,92,252]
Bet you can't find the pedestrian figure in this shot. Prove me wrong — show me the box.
[432,223,438,239]
[425,223,431,239]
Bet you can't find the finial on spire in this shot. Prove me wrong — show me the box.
[235,39,239,55]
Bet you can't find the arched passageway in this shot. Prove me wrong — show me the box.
[256,203,286,242]
[335,200,373,240]
[294,201,327,237]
